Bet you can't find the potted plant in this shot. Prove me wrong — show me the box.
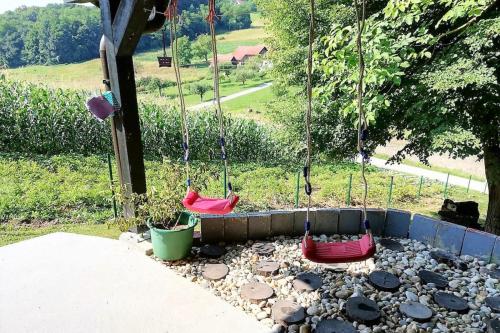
[115,164,198,261]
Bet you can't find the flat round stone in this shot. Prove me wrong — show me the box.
[251,242,275,256]
[292,272,323,292]
[418,270,448,289]
[369,271,401,291]
[433,292,469,313]
[486,296,500,313]
[315,319,357,333]
[346,296,381,323]
[400,302,433,322]
[240,282,274,302]
[487,318,500,333]
[256,261,280,276]
[199,245,226,258]
[271,300,306,324]
[202,263,229,281]
[379,238,404,252]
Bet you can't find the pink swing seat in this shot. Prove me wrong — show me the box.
[182,190,239,215]
[302,234,376,264]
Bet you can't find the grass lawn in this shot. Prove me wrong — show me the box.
[0,154,489,246]
[220,85,274,122]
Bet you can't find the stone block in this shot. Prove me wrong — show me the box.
[461,229,496,262]
[360,208,386,236]
[434,221,466,255]
[224,213,248,243]
[384,209,411,238]
[409,214,439,246]
[492,237,500,265]
[339,208,361,235]
[314,208,339,236]
[293,209,316,236]
[247,212,272,240]
[201,214,225,244]
[270,211,294,236]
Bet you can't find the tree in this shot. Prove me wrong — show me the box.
[232,67,256,85]
[174,36,193,66]
[192,34,212,63]
[188,81,212,101]
[317,0,500,233]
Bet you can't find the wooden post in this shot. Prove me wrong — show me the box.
[67,0,165,220]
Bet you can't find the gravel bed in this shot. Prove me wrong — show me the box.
[162,235,499,333]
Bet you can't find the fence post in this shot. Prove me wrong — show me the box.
[466,175,472,193]
[346,173,353,206]
[387,176,394,208]
[107,153,118,219]
[295,170,300,208]
[443,173,450,199]
[417,176,423,200]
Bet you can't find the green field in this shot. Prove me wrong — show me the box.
[3,13,266,92]
[0,154,488,247]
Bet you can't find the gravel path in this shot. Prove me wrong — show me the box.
[163,235,499,333]
[188,82,273,111]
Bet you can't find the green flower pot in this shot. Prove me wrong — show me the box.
[148,212,198,261]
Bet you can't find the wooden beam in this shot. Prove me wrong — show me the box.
[112,0,155,56]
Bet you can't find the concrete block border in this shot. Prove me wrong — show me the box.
[199,208,500,263]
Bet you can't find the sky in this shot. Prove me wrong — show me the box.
[0,0,65,14]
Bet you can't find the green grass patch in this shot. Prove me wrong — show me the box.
[220,85,274,122]
[0,154,489,246]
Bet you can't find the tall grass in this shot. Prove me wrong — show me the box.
[0,79,289,163]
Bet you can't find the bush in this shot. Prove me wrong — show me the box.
[0,80,292,163]
[136,76,175,93]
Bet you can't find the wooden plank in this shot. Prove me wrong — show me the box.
[113,0,155,56]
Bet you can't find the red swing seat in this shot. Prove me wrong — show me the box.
[182,190,239,215]
[301,234,376,264]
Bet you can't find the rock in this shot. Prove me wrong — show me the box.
[299,324,311,333]
[335,290,350,299]
[306,306,319,316]
[449,280,460,289]
[269,324,285,333]
[405,291,418,302]
[256,311,268,320]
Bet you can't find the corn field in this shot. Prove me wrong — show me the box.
[0,79,289,163]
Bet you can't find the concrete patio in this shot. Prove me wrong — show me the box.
[0,232,268,333]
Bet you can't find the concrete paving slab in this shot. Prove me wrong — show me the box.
[293,209,316,236]
[339,208,361,234]
[201,214,225,244]
[434,221,466,255]
[314,208,339,236]
[361,208,386,236]
[461,229,496,262]
[409,214,439,246]
[224,213,248,243]
[384,209,411,238]
[0,233,267,333]
[270,211,294,236]
[248,212,272,240]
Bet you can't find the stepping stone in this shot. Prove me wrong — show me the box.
[486,296,500,313]
[369,271,401,291]
[418,270,448,289]
[487,318,500,333]
[271,300,306,324]
[292,272,323,292]
[430,250,467,270]
[240,282,274,303]
[255,261,280,276]
[379,238,404,252]
[400,302,433,322]
[315,319,357,333]
[200,244,226,258]
[346,296,381,324]
[251,242,275,256]
[202,263,229,281]
[433,292,469,313]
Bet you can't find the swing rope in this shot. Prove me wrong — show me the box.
[353,0,372,239]
[303,0,315,240]
[207,0,233,199]
[166,0,191,190]
[303,0,372,241]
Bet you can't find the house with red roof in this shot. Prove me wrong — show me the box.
[210,45,268,67]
